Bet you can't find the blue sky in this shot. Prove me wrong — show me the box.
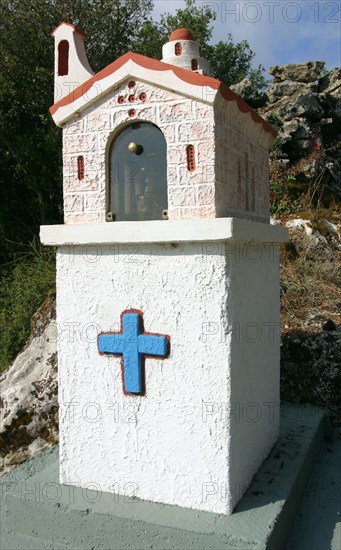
[152,1,341,75]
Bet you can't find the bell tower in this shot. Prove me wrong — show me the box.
[161,28,211,76]
[52,22,94,102]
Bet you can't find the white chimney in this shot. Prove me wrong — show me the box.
[161,28,211,76]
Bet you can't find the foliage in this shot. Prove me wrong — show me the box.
[0,240,56,372]
[269,173,301,216]
[205,38,267,91]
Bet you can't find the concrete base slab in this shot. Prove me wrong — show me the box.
[286,428,341,550]
[0,405,327,550]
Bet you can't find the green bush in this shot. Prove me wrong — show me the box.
[269,174,301,216]
[0,240,56,372]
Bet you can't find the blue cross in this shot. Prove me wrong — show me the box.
[98,311,169,395]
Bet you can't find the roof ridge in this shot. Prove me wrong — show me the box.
[49,51,276,137]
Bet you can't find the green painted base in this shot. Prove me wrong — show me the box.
[1,405,326,550]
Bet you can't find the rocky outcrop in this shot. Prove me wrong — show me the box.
[0,290,58,476]
[269,62,326,83]
[264,64,340,197]
[234,63,341,198]
[317,68,341,95]
[229,77,266,108]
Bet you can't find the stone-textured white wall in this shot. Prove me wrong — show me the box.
[56,238,280,515]
[214,102,270,222]
[62,80,216,223]
[227,242,280,509]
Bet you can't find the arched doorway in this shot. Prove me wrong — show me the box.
[108,122,168,221]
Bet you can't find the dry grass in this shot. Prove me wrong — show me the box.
[280,230,341,332]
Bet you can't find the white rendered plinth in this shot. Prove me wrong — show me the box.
[42,218,287,515]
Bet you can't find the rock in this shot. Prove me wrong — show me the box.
[0,292,58,477]
[319,92,341,122]
[285,219,312,230]
[281,325,341,426]
[277,94,324,122]
[262,90,323,123]
[266,82,316,103]
[257,62,341,197]
[284,218,336,249]
[322,319,336,332]
[269,62,325,83]
[316,155,341,196]
[30,288,56,338]
[333,99,341,119]
[279,94,323,122]
[318,68,341,94]
[321,70,341,119]
[230,77,254,98]
[230,77,266,108]
[321,118,334,125]
[285,219,314,238]
[278,118,311,142]
[274,118,314,159]
[324,220,341,240]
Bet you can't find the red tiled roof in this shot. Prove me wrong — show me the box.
[169,28,195,41]
[50,51,276,137]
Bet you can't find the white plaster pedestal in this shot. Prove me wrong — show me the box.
[41,218,288,515]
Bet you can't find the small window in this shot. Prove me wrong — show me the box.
[58,40,69,76]
[187,145,196,172]
[191,59,198,71]
[175,43,182,56]
[77,156,84,180]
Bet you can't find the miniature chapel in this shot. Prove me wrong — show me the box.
[50,23,275,225]
[41,23,287,516]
